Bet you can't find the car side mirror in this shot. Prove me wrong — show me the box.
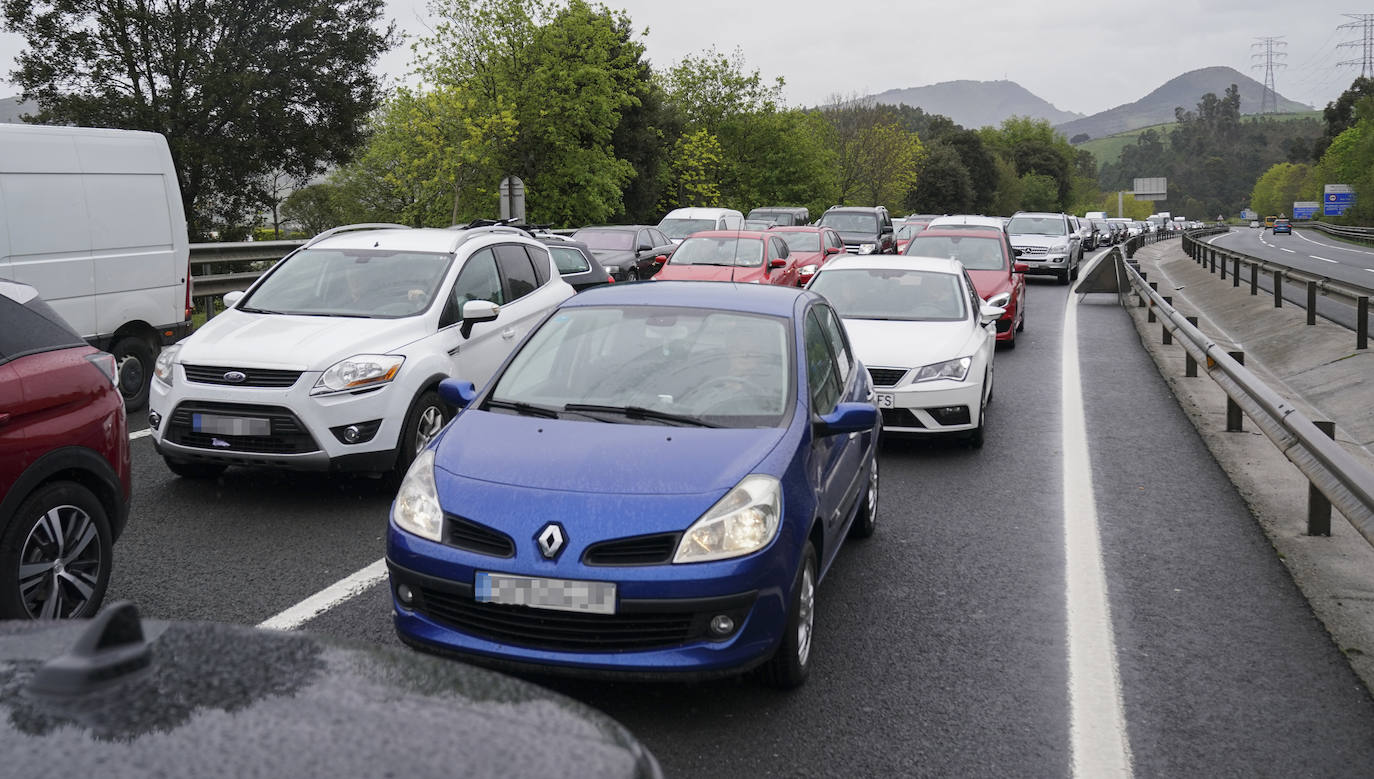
[824,246,841,255]
[814,402,877,436]
[438,378,478,409]
[980,304,1005,326]
[654,254,668,264]
[223,290,244,309]
[769,258,787,269]
[637,243,652,253]
[1014,262,1029,274]
[459,300,499,339]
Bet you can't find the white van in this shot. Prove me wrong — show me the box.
[657,207,745,244]
[0,124,191,409]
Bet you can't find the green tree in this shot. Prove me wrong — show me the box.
[1315,76,1374,159]
[1249,162,1312,218]
[982,117,1077,208]
[1019,173,1059,212]
[988,155,1024,217]
[282,182,347,236]
[661,47,784,133]
[663,129,723,208]
[3,0,394,239]
[906,143,973,214]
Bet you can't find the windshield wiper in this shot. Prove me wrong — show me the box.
[562,403,720,428]
[485,398,561,419]
[236,306,278,314]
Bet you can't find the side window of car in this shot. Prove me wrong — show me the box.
[549,245,590,274]
[495,244,539,301]
[964,272,981,317]
[636,229,651,251]
[817,305,852,384]
[828,230,842,250]
[805,309,842,415]
[524,245,551,285]
[446,248,504,324]
[771,237,789,259]
[651,229,670,247]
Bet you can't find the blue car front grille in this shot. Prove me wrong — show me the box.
[582,532,680,566]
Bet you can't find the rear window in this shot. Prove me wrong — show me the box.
[0,281,85,364]
[550,245,591,274]
[571,229,634,251]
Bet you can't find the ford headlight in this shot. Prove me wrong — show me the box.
[312,354,404,395]
[857,243,877,255]
[153,344,180,386]
[674,475,781,563]
[913,356,971,383]
[986,292,1011,308]
[392,448,442,542]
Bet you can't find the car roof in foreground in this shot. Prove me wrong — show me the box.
[566,279,809,318]
[313,226,529,254]
[819,254,963,276]
[916,226,1003,238]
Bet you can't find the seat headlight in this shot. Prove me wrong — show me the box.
[857,243,877,255]
[913,356,972,383]
[312,354,404,395]
[673,475,781,563]
[392,449,442,542]
[153,344,180,386]
[986,292,1011,309]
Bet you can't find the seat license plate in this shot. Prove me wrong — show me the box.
[876,394,894,408]
[192,413,271,437]
[475,572,616,615]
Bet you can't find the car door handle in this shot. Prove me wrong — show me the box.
[500,328,516,340]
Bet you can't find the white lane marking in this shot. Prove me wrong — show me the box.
[1294,228,1374,256]
[129,429,151,440]
[1280,248,1296,254]
[258,558,389,631]
[1206,234,1225,245]
[1063,261,1134,778]
[1310,255,1338,264]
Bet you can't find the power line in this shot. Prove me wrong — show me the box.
[1251,36,1288,114]
[1337,13,1374,77]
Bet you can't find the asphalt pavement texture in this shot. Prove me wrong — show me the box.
[104,255,1374,777]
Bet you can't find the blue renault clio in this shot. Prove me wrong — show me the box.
[386,281,880,688]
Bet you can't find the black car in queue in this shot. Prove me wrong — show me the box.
[570,225,676,282]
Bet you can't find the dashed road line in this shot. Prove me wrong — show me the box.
[258,558,389,631]
[1063,254,1134,778]
[1280,248,1296,254]
[1310,255,1338,264]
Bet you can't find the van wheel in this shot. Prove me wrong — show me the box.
[0,481,112,620]
[112,336,154,411]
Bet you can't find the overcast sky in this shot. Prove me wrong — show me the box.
[1,1,1363,119]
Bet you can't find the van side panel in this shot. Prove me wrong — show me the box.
[85,173,179,333]
[1,171,97,336]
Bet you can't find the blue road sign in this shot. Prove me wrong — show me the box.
[1324,185,1355,217]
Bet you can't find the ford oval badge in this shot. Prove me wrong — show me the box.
[223,370,248,384]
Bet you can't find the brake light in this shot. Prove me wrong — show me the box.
[86,352,118,387]
[606,275,615,283]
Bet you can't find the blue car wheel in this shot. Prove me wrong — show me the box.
[759,541,817,689]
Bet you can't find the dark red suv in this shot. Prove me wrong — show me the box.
[0,280,130,619]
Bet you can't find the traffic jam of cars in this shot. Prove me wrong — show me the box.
[0,201,1165,764]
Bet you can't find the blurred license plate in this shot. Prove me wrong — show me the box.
[876,394,894,409]
[192,413,270,437]
[475,572,616,615]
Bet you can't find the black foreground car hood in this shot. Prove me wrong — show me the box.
[0,603,660,778]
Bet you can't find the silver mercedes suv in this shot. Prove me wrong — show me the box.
[1006,212,1081,284]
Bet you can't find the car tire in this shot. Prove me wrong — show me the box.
[627,268,640,282]
[0,481,113,620]
[1057,268,1070,285]
[967,373,988,449]
[397,390,448,474]
[760,540,817,690]
[112,336,155,411]
[1016,301,1026,332]
[849,457,879,539]
[163,457,227,479]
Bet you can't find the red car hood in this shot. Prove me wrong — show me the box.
[654,264,765,283]
[791,250,825,268]
[968,268,1012,299]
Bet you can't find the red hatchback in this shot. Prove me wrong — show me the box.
[770,226,844,286]
[651,231,800,286]
[0,280,130,619]
[904,227,1027,347]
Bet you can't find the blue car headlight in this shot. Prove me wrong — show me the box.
[673,474,781,563]
[393,449,442,542]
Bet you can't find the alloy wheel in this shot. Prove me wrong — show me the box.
[414,406,445,454]
[18,504,103,619]
[796,561,815,666]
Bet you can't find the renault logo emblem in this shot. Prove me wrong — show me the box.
[223,370,247,383]
[536,523,566,559]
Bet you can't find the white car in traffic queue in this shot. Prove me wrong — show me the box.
[147,223,574,479]
[806,255,1001,448]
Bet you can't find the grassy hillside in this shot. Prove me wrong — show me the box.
[1077,111,1321,166]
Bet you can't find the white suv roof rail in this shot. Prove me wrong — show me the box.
[302,223,409,250]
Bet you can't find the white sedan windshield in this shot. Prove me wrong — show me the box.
[241,248,452,318]
[810,268,967,322]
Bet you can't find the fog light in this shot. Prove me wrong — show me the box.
[148,411,161,429]
[709,614,735,636]
[342,425,361,444]
[397,584,414,606]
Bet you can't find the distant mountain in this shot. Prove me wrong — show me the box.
[0,95,37,123]
[864,80,1083,130]
[1057,66,1312,141]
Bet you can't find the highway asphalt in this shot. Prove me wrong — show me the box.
[1207,226,1374,330]
[106,251,1374,776]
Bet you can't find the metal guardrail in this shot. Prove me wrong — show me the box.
[188,240,302,314]
[1293,221,1374,247]
[1122,226,1179,258]
[1096,242,1374,545]
[1180,229,1372,349]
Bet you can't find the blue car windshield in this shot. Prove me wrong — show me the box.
[490,306,793,428]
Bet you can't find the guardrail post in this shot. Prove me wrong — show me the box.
[1226,351,1244,432]
[1232,257,1240,288]
[1307,421,1336,536]
[1184,317,1198,376]
[1147,283,1158,322]
[1273,272,1283,308]
[1250,264,1259,296]
[1359,296,1369,350]
[1306,281,1318,326]
[1162,298,1173,345]
[1219,250,1226,279]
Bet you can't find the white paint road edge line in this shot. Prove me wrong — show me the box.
[258,557,389,631]
[1295,228,1374,256]
[129,428,151,440]
[1063,258,1134,778]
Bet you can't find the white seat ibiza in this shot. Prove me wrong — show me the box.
[148,224,574,478]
